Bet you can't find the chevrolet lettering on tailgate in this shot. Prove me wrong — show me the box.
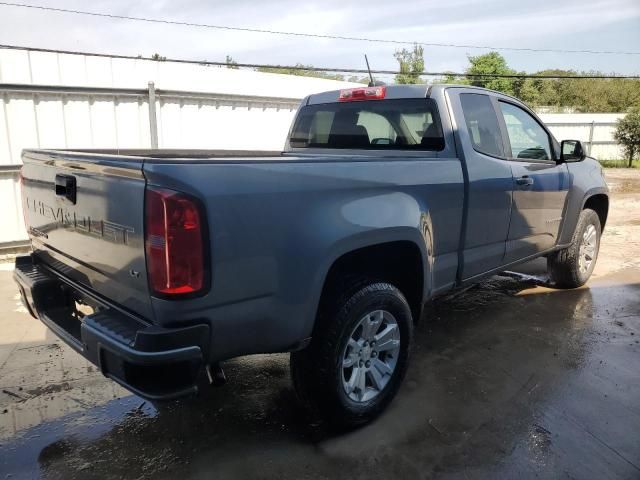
[25,197,134,245]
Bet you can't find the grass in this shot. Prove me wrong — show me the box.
[598,159,639,168]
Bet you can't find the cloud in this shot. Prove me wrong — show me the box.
[0,0,638,75]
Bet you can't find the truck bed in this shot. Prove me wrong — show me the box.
[60,149,284,158]
[27,148,442,164]
[27,148,286,162]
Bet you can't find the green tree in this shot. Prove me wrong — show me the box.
[513,76,540,105]
[614,107,640,167]
[225,55,239,69]
[431,72,467,85]
[150,53,166,61]
[347,75,370,84]
[523,71,640,113]
[465,52,515,95]
[389,48,640,111]
[459,54,640,113]
[393,43,424,84]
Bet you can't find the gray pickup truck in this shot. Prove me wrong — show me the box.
[14,84,608,427]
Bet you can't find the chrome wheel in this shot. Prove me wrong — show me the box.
[341,310,401,402]
[578,224,598,275]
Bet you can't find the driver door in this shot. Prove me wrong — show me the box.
[497,101,570,263]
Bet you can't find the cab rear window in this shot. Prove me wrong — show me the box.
[289,99,444,150]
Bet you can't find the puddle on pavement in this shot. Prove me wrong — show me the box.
[1,270,638,479]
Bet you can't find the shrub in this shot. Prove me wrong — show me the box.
[614,107,640,168]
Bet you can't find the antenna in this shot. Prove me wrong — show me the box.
[364,54,375,86]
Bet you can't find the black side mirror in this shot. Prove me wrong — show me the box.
[560,140,586,162]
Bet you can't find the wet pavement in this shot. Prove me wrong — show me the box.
[1,264,639,479]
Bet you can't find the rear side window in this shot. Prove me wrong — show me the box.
[460,94,504,157]
[289,99,444,150]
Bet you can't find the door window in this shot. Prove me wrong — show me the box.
[460,93,504,157]
[499,102,552,161]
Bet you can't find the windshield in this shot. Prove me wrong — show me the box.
[290,98,444,150]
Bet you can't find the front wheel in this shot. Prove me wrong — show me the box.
[547,208,601,288]
[290,280,413,428]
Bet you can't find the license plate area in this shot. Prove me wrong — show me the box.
[73,298,96,319]
[45,285,100,343]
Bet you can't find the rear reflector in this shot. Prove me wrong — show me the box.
[145,187,205,296]
[339,86,386,102]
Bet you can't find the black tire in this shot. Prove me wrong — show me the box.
[290,279,413,429]
[547,208,601,289]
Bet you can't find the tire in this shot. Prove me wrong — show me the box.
[290,279,413,428]
[547,208,601,289]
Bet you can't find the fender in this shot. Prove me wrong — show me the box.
[581,186,609,209]
[558,186,609,245]
[557,158,608,246]
[301,196,435,338]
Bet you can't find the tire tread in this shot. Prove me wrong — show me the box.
[291,277,412,428]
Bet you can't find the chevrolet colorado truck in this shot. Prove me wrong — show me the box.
[14,84,609,427]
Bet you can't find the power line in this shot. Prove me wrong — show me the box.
[2,44,639,80]
[1,1,639,56]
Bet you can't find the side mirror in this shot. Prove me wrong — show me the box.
[560,140,586,162]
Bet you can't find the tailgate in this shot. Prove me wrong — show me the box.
[20,150,153,320]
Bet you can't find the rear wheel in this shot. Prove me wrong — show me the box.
[290,280,413,428]
[547,208,601,288]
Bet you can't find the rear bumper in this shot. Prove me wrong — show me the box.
[13,255,210,401]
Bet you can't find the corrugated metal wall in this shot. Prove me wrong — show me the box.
[155,93,298,150]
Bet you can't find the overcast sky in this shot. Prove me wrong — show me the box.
[0,0,639,80]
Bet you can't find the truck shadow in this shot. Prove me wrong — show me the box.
[2,272,638,479]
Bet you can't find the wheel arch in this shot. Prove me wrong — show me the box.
[558,185,609,246]
[583,193,609,231]
[298,191,436,341]
[314,235,431,328]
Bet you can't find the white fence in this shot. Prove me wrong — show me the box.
[0,83,302,159]
[0,83,305,248]
[538,113,624,160]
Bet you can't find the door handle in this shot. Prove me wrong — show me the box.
[55,174,77,204]
[516,175,534,186]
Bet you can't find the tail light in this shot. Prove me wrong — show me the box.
[339,86,386,102]
[145,187,207,296]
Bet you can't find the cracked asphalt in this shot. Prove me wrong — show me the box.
[1,169,639,479]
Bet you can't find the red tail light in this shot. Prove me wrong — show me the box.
[145,187,206,296]
[338,86,386,102]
